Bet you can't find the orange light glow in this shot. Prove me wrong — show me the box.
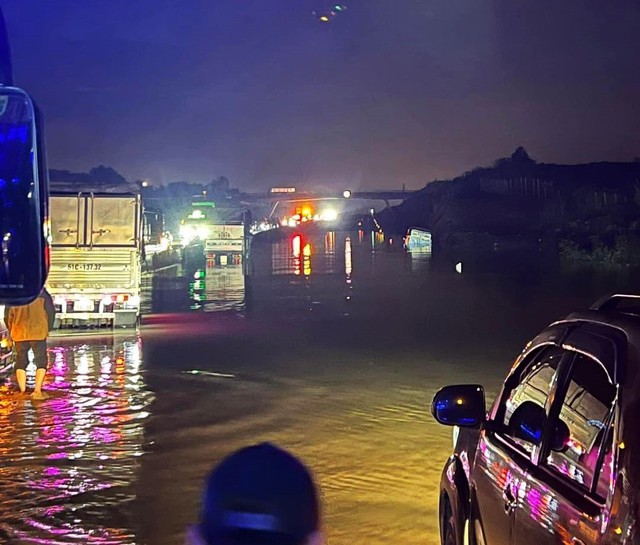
[303,243,312,275]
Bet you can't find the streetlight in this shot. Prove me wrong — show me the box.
[343,190,351,199]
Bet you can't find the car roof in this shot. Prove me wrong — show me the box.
[545,294,640,405]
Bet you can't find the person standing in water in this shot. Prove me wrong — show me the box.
[4,288,55,400]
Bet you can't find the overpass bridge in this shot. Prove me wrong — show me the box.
[240,189,417,202]
[240,189,418,215]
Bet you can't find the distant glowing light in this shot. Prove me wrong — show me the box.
[303,243,312,257]
[343,190,351,199]
[292,235,301,257]
[320,208,338,222]
[319,15,330,22]
[188,209,205,220]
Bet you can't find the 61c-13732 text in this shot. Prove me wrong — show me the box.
[66,263,103,271]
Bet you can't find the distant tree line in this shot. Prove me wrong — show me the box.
[378,147,640,264]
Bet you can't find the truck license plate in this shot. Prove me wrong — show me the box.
[66,263,103,271]
[73,300,94,312]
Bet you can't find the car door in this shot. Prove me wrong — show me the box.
[472,345,569,545]
[514,347,618,545]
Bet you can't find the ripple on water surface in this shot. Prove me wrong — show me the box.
[0,336,152,544]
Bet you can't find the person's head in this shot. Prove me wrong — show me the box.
[187,443,323,545]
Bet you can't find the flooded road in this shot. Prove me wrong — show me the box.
[1,228,638,544]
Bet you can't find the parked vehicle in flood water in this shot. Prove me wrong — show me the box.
[432,293,640,545]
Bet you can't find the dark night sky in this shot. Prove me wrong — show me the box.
[3,1,640,191]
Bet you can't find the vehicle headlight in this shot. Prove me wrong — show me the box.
[180,225,197,243]
[321,208,338,222]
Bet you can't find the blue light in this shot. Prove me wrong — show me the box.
[520,422,541,442]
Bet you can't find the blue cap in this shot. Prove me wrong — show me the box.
[200,443,319,545]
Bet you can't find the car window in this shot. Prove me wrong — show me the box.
[499,346,566,455]
[545,353,616,496]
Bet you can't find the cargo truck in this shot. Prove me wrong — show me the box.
[47,192,142,328]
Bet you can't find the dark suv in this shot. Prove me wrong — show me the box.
[431,294,640,545]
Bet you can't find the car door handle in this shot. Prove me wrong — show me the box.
[502,485,517,514]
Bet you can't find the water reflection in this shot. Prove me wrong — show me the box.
[408,250,432,274]
[0,334,152,543]
[189,265,245,312]
[248,229,356,317]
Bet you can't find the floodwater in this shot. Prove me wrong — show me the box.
[1,228,638,545]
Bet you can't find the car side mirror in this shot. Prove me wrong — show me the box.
[509,401,545,445]
[0,86,50,305]
[432,385,485,428]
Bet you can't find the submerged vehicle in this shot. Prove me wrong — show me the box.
[432,293,640,545]
[404,227,432,253]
